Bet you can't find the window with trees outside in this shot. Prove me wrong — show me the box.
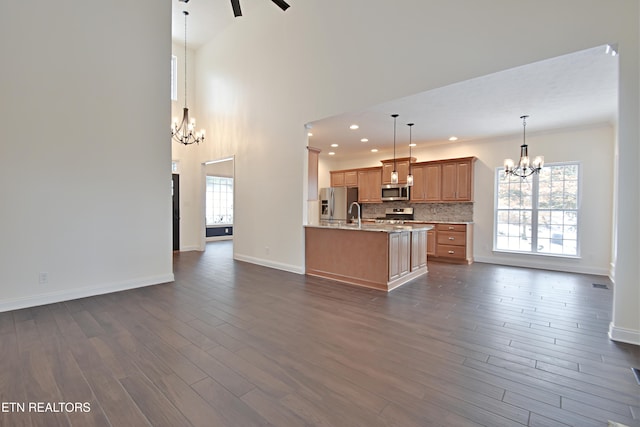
[495,162,580,256]
[206,176,233,226]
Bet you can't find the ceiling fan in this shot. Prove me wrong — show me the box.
[230,0,290,17]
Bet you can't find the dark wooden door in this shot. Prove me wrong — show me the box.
[172,174,180,251]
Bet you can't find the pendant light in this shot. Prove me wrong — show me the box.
[406,123,415,186]
[503,115,543,178]
[171,10,205,145]
[391,114,399,184]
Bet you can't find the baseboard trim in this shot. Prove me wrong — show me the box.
[608,323,640,346]
[206,236,233,242]
[234,253,304,275]
[0,273,175,313]
[474,255,609,276]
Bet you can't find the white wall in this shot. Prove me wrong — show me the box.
[0,0,173,310]
[186,0,637,342]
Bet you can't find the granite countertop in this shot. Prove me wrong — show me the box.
[360,219,474,225]
[306,222,434,233]
[403,220,474,225]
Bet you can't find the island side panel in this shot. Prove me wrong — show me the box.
[305,227,389,291]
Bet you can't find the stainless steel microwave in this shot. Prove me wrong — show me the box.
[381,184,410,201]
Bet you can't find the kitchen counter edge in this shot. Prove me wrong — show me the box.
[305,223,433,233]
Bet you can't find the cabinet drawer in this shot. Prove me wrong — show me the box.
[436,244,466,259]
[436,223,466,232]
[437,231,465,246]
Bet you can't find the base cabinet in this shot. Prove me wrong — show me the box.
[432,223,473,264]
[411,230,427,271]
[305,226,428,292]
[418,223,473,264]
[426,228,436,256]
[389,231,410,281]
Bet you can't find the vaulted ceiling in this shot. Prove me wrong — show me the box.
[171,3,618,158]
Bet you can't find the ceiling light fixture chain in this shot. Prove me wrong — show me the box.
[503,115,543,178]
[183,10,188,108]
[407,123,414,186]
[391,114,399,184]
[171,9,205,145]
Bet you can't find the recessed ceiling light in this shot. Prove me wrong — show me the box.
[349,124,359,130]
[371,148,378,153]
[361,138,368,142]
[328,152,335,156]
[449,136,458,141]
[330,143,339,147]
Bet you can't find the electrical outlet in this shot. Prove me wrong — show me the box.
[38,272,48,285]
[265,246,270,255]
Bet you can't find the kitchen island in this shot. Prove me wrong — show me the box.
[305,223,433,291]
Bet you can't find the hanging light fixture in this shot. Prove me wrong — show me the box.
[406,123,415,186]
[171,10,205,145]
[504,115,543,178]
[390,114,399,184]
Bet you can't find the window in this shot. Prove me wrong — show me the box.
[170,55,178,101]
[495,162,580,256]
[206,176,233,225]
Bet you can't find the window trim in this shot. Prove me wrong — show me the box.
[493,161,582,259]
[171,55,178,101]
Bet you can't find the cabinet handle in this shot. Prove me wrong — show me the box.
[448,237,455,240]
[448,250,455,254]
[448,226,455,230]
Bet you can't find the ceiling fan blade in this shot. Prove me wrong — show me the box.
[231,0,242,17]
[271,0,290,12]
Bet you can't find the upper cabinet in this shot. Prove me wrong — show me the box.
[357,168,382,203]
[410,163,441,202]
[441,158,474,201]
[381,157,415,184]
[330,170,358,187]
[329,156,474,203]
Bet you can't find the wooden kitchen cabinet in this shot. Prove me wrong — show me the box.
[330,170,358,187]
[433,223,473,264]
[389,231,410,281]
[344,170,358,187]
[357,168,382,203]
[410,163,441,202]
[411,229,427,271]
[441,158,474,201]
[331,156,473,203]
[426,228,436,256]
[330,171,344,187]
[381,157,415,184]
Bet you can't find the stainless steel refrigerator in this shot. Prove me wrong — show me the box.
[319,187,359,222]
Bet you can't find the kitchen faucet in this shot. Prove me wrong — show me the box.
[348,201,361,228]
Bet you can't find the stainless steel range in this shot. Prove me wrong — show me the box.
[375,207,414,224]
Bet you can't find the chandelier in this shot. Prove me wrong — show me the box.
[171,10,205,145]
[503,115,543,178]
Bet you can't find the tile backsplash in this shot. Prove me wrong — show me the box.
[362,202,473,222]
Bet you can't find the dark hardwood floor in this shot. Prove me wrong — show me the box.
[1,241,638,426]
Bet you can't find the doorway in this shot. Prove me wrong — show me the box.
[202,157,235,249]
